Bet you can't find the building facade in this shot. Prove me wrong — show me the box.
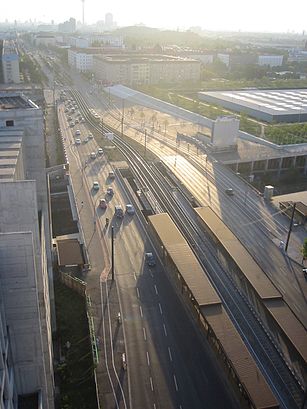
[68,49,93,72]
[93,54,201,85]
[258,55,284,67]
[0,93,55,409]
[1,40,20,84]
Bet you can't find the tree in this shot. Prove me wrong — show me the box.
[301,238,307,264]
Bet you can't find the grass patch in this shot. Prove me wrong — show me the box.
[55,280,97,409]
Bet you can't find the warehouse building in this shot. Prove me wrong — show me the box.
[199,89,307,123]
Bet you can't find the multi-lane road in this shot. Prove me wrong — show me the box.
[33,48,306,408]
[58,102,240,409]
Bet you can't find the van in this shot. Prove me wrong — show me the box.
[115,205,124,218]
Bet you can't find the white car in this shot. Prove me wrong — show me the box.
[75,138,81,145]
[75,129,81,136]
[88,133,94,139]
[90,152,96,159]
[92,181,99,190]
[98,148,103,155]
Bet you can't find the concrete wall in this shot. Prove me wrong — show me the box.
[0,181,54,409]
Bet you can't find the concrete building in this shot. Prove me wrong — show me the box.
[93,54,201,85]
[34,35,56,48]
[0,93,55,408]
[216,53,257,67]
[1,40,20,84]
[68,37,89,49]
[58,17,76,33]
[89,34,124,48]
[258,55,284,67]
[68,49,93,72]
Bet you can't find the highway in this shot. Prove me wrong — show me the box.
[57,102,240,409]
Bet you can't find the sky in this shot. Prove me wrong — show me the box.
[2,0,307,33]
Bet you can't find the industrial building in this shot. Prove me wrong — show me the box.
[1,40,20,84]
[0,93,54,408]
[93,54,201,86]
[199,89,307,123]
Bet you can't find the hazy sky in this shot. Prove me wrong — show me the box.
[2,0,307,33]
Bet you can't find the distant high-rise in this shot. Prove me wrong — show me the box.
[105,12,113,30]
[82,0,85,25]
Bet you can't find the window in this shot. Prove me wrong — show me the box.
[6,120,14,127]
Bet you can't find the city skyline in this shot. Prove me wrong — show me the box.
[1,0,307,33]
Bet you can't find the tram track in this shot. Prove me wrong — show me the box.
[68,87,304,409]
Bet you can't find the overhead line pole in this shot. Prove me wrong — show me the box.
[285,202,296,253]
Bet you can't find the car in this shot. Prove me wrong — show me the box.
[106,187,114,195]
[145,252,156,267]
[303,268,307,280]
[75,138,81,145]
[92,181,99,190]
[98,148,103,155]
[69,122,75,127]
[75,129,81,136]
[64,108,68,113]
[88,133,94,139]
[126,204,135,215]
[80,117,85,123]
[75,118,79,124]
[108,171,115,179]
[99,198,107,209]
[84,137,89,143]
[115,204,124,218]
[90,152,96,159]
[225,188,234,196]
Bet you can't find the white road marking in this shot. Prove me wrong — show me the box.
[136,287,140,298]
[143,327,147,341]
[163,323,167,337]
[158,303,163,315]
[173,374,179,391]
[139,305,143,318]
[133,272,137,281]
[146,351,150,366]
[168,347,173,362]
[153,404,157,409]
[150,376,154,391]
[154,284,158,295]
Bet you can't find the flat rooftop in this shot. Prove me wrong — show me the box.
[0,93,37,110]
[97,54,198,63]
[0,131,22,180]
[200,89,307,116]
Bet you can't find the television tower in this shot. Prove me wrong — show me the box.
[81,0,85,25]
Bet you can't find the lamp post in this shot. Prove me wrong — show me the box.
[111,226,115,281]
[285,202,296,253]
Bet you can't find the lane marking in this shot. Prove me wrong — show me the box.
[158,303,163,315]
[143,327,147,341]
[154,284,158,295]
[146,351,150,366]
[139,305,143,318]
[163,323,167,337]
[133,272,137,281]
[150,376,154,391]
[168,346,173,362]
[173,374,179,392]
[136,287,140,299]
[153,404,157,409]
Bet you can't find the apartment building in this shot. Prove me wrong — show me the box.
[93,54,201,85]
[1,40,20,84]
[68,49,93,72]
[258,55,284,67]
[0,93,54,409]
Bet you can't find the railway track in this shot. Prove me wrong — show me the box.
[68,88,304,409]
